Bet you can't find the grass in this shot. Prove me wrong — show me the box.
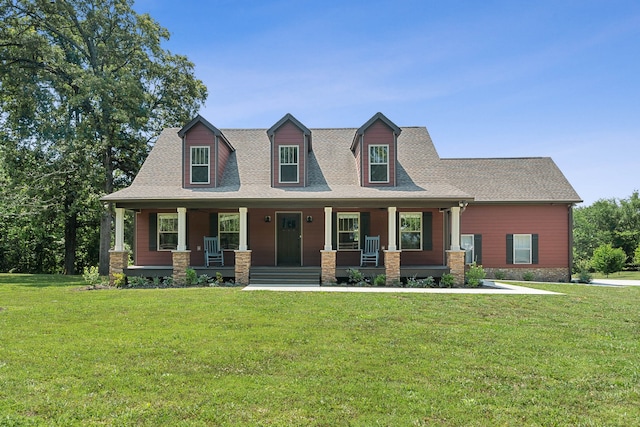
[590,270,640,280]
[1,274,639,426]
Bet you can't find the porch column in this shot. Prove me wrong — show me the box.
[323,207,332,251]
[321,207,337,284]
[387,206,397,251]
[177,207,187,251]
[450,206,461,251]
[239,207,248,251]
[114,207,125,252]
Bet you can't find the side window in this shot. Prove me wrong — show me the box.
[461,234,474,264]
[514,234,532,264]
[337,213,360,250]
[158,213,178,250]
[400,213,422,250]
[369,145,389,183]
[219,213,240,250]
[279,145,299,183]
[191,146,210,184]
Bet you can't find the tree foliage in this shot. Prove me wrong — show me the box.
[0,0,207,273]
[591,244,627,277]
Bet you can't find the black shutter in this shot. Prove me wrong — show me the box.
[209,213,218,237]
[532,234,539,264]
[506,234,514,264]
[332,212,337,250]
[149,213,157,251]
[474,234,482,264]
[423,212,433,251]
[360,212,371,240]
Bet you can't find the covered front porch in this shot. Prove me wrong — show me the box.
[109,204,467,286]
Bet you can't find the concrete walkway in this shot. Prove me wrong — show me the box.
[589,279,640,287]
[243,281,562,295]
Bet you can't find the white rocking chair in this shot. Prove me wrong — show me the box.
[204,237,224,267]
[360,235,380,267]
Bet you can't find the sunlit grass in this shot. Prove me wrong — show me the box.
[1,274,639,425]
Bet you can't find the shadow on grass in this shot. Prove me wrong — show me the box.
[0,274,83,288]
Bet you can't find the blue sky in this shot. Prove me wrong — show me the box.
[134,0,640,206]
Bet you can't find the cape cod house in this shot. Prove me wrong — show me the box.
[102,112,581,286]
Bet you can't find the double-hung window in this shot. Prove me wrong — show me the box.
[158,213,178,250]
[513,234,532,264]
[369,145,389,183]
[219,213,240,250]
[337,213,360,250]
[191,146,210,184]
[461,234,475,264]
[400,213,422,250]
[279,145,299,183]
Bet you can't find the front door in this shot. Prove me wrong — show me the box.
[277,212,302,266]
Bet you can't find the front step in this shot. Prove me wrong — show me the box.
[250,267,320,286]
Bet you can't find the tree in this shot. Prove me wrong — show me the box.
[591,244,626,277]
[0,0,207,274]
[634,246,640,267]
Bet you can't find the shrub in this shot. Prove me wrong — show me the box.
[82,266,102,286]
[591,244,627,277]
[578,269,593,284]
[522,271,535,281]
[440,273,455,288]
[373,274,386,287]
[466,263,485,287]
[162,276,174,286]
[152,277,162,287]
[113,273,126,288]
[128,276,149,288]
[185,268,198,285]
[494,270,506,280]
[406,276,436,288]
[346,268,369,286]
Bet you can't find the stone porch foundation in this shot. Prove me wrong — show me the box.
[109,250,129,286]
[234,250,252,285]
[320,250,337,284]
[446,250,466,286]
[484,267,571,283]
[384,250,401,285]
[172,250,191,285]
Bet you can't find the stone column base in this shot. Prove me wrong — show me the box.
[320,250,337,284]
[172,250,191,285]
[109,250,129,286]
[446,250,466,286]
[234,250,252,285]
[384,250,401,286]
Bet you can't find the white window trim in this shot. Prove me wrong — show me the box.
[157,213,178,251]
[337,212,360,250]
[190,146,210,184]
[369,144,389,183]
[279,145,299,184]
[399,212,422,250]
[461,234,475,264]
[219,212,240,250]
[513,234,532,264]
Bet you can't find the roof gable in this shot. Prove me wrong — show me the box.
[267,113,312,151]
[351,112,401,151]
[177,115,234,151]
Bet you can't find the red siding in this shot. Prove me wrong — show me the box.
[362,120,396,187]
[184,122,216,188]
[217,139,232,185]
[461,204,572,268]
[272,121,305,187]
[135,209,179,266]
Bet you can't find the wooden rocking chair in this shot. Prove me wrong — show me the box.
[360,235,380,267]
[204,237,224,267]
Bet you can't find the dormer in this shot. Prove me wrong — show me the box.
[178,115,235,189]
[267,113,312,188]
[351,112,401,187]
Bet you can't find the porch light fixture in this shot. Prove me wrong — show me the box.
[264,215,271,222]
[306,216,313,223]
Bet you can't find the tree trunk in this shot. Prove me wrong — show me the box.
[98,207,111,276]
[64,210,77,275]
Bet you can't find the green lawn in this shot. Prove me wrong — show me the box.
[1,275,639,426]
[591,270,640,280]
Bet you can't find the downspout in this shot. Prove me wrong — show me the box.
[569,204,575,281]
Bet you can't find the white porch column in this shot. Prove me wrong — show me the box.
[324,207,333,251]
[239,207,248,251]
[177,207,187,251]
[114,207,125,251]
[388,206,397,251]
[450,206,461,251]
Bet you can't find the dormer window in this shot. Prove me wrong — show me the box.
[279,145,299,183]
[369,145,389,183]
[190,146,210,184]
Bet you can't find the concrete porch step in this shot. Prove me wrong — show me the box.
[249,267,321,286]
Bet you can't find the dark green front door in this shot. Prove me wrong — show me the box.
[277,213,301,266]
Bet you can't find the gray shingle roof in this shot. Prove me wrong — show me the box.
[103,125,581,206]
